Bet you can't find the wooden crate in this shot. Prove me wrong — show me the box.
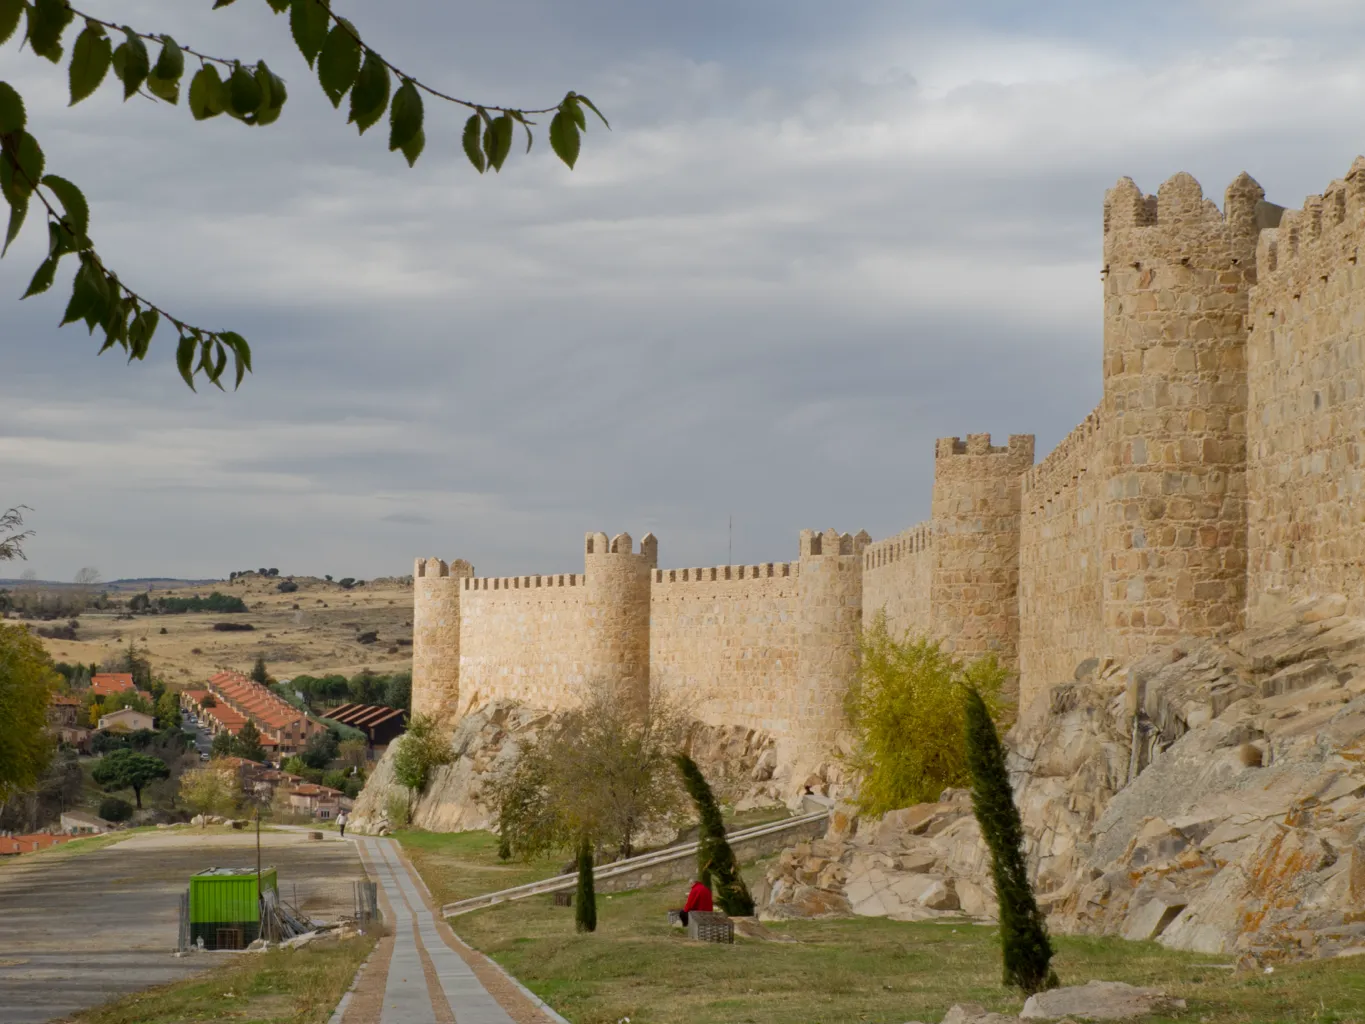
[686,911,733,944]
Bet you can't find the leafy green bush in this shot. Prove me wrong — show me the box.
[391,714,452,792]
[98,796,133,822]
[277,580,298,593]
[385,792,411,828]
[155,592,247,614]
[843,612,1007,816]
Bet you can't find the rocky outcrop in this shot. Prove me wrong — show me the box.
[349,700,787,836]
[760,596,1365,962]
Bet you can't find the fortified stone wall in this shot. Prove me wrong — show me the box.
[412,157,1365,776]
[649,561,801,739]
[1247,157,1365,620]
[1019,406,1105,698]
[862,523,933,638]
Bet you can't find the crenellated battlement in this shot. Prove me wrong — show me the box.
[864,522,933,570]
[463,573,582,590]
[935,433,1035,460]
[798,527,871,557]
[1022,405,1103,506]
[1254,156,1365,291]
[654,563,796,584]
[1102,171,1269,268]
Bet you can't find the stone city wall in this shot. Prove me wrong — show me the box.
[456,572,590,716]
[1018,406,1105,709]
[1247,157,1365,621]
[862,522,933,639]
[413,158,1365,772]
[649,562,801,739]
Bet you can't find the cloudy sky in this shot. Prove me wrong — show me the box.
[4,0,1365,582]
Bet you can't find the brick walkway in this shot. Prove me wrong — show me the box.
[339,838,561,1024]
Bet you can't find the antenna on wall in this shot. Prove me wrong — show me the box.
[729,514,733,566]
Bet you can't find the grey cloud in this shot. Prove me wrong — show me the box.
[4,3,1365,581]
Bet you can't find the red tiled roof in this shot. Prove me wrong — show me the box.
[183,689,210,701]
[91,674,135,696]
[50,695,82,707]
[1,833,78,855]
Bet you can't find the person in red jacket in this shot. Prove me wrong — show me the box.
[678,875,713,926]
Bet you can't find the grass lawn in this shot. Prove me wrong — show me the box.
[395,829,567,905]
[449,863,1365,1024]
[58,937,374,1024]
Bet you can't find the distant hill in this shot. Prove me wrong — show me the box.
[0,577,221,592]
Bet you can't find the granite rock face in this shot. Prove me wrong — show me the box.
[760,596,1365,962]
[349,701,785,836]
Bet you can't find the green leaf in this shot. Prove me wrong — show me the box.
[317,18,360,107]
[212,0,239,7]
[154,35,184,82]
[399,126,423,167]
[289,0,329,68]
[111,30,150,100]
[348,49,389,134]
[27,0,73,64]
[246,61,284,122]
[188,66,226,120]
[576,94,610,129]
[0,0,25,47]
[548,110,579,169]
[462,114,485,173]
[0,81,24,134]
[228,62,262,117]
[219,330,251,373]
[3,194,25,256]
[388,78,421,153]
[1,131,45,201]
[562,94,586,131]
[23,254,58,297]
[81,262,110,333]
[510,110,533,154]
[145,70,179,105]
[264,0,290,13]
[68,24,110,105]
[40,173,87,239]
[176,332,197,389]
[131,308,158,359]
[60,255,103,327]
[487,113,513,172]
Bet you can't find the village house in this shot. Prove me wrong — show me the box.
[60,810,113,834]
[287,783,351,821]
[46,694,92,753]
[201,671,326,756]
[96,707,155,733]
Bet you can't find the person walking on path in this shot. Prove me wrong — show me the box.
[336,811,348,839]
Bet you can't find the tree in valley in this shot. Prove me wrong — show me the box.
[0,0,605,390]
[154,690,181,727]
[179,763,238,824]
[390,713,450,793]
[493,681,687,872]
[963,687,1056,996]
[337,737,367,775]
[0,623,57,804]
[91,747,169,809]
[210,730,234,758]
[233,719,266,761]
[301,726,340,770]
[843,612,1008,816]
[574,836,596,933]
[249,655,269,685]
[675,753,754,916]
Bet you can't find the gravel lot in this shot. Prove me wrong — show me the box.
[0,829,365,1024]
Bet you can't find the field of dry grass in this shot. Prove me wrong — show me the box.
[18,573,414,685]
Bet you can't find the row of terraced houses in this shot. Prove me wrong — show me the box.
[180,670,327,757]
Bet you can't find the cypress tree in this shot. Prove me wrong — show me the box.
[574,835,596,933]
[963,687,1056,995]
[675,754,755,916]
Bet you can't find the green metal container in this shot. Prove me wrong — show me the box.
[188,867,277,950]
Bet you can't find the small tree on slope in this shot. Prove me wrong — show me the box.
[675,754,754,916]
[963,687,1056,995]
[574,834,596,933]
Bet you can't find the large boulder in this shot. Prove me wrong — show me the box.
[1020,981,1184,1020]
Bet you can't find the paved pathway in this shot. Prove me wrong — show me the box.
[344,837,554,1024]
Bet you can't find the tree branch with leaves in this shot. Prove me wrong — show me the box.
[0,0,607,390]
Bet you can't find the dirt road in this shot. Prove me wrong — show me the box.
[0,829,365,1024]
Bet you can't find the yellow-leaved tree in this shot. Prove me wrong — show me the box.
[0,622,58,803]
[843,611,1007,817]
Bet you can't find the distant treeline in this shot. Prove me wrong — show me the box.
[279,668,411,714]
[128,591,247,614]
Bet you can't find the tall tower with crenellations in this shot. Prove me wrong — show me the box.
[411,556,474,720]
[582,531,657,712]
[1100,171,1268,657]
[929,433,1034,700]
